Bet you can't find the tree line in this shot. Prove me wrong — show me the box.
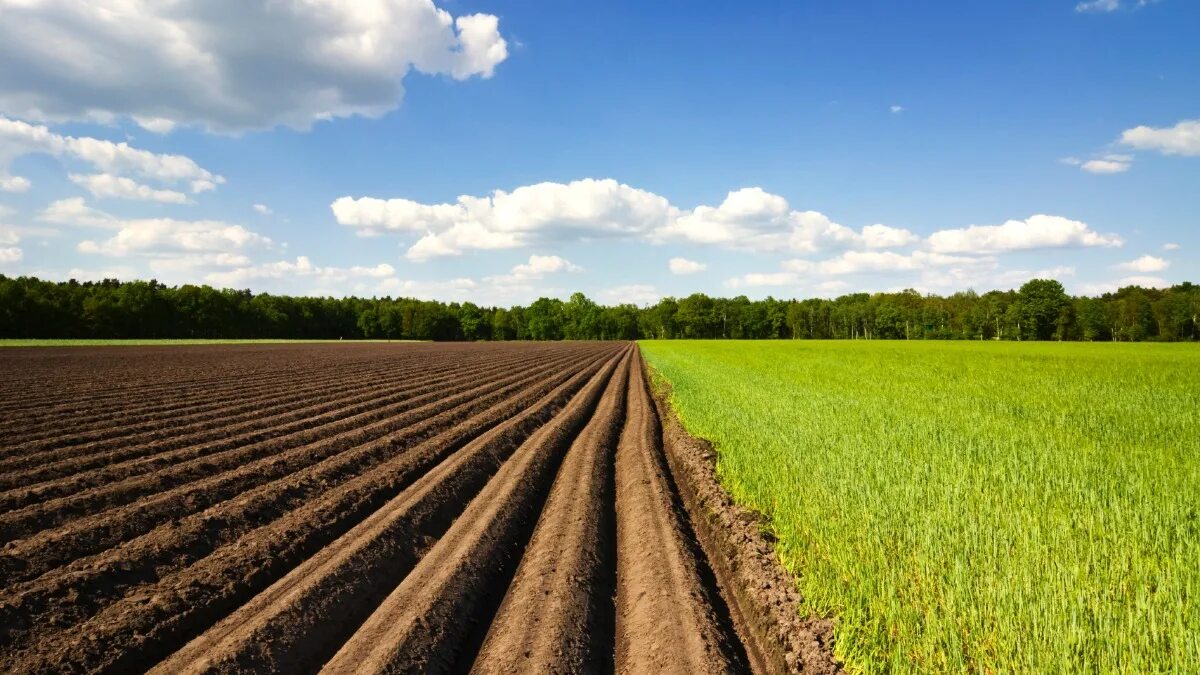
[0,274,1196,341]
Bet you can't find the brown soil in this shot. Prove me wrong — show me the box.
[0,342,838,674]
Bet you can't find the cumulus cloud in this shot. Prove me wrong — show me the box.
[926,215,1122,254]
[1076,0,1157,12]
[1076,0,1121,11]
[784,250,990,275]
[336,181,921,261]
[668,257,707,274]
[1078,276,1170,295]
[1163,242,1180,251]
[655,187,885,253]
[0,215,21,264]
[0,245,23,263]
[1115,254,1169,273]
[598,284,660,306]
[39,197,118,228]
[78,219,271,257]
[862,223,920,248]
[0,174,30,192]
[728,250,994,288]
[1120,119,1200,156]
[40,197,271,258]
[508,254,582,279]
[0,116,223,192]
[0,0,508,132]
[1063,154,1133,174]
[69,173,191,203]
[253,204,272,215]
[1084,157,1128,172]
[890,105,904,114]
[334,179,676,261]
[205,256,394,288]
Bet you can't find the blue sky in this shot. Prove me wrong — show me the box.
[0,0,1196,305]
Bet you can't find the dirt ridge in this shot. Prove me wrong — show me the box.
[0,342,840,674]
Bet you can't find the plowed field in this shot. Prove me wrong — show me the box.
[0,342,835,674]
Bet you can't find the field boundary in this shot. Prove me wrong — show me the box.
[643,351,842,674]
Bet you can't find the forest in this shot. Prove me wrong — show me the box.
[0,274,1196,342]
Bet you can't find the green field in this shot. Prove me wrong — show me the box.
[639,340,1200,673]
[0,339,414,347]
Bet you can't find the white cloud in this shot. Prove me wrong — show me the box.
[337,181,918,261]
[474,254,584,304]
[0,0,507,132]
[1120,119,1200,156]
[508,254,582,279]
[253,204,272,215]
[335,179,677,261]
[1163,242,1180,251]
[376,276,478,300]
[1076,0,1157,12]
[890,105,904,114]
[339,180,1106,264]
[40,197,117,227]
[729,250,994,288]
[726,272,802,289]
[1081,158,1131,174]
[815,280,849,293]
[0,246,23,263]
[668,257,707,275]
[0,174,30,192]
[655,188,876,254]
[1115,254,1169,273]
[133,117,176,134]
[146,253,253,280]
[78,219,271,257]
[1076,0,1121,12]
[42,198,270,258]
[0,116,223,191]
[69,173,191,203]
[205,256,394,288]
[861,223,919,248]
[0,215,21,263]
[1078,275,1170,295]
[1064,154,1133,174]
[598,284,660,306]
[726,252,1083,294]
[784,250,991,275]
[926,214,1122,254]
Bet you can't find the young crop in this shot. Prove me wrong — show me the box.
[639,340,1200,673]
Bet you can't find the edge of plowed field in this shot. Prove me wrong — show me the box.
[640,349,843,675]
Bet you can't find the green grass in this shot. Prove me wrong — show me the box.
[0,339,416,347]
[638,340,1200,674]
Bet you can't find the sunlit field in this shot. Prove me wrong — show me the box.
[639,340,1200,673]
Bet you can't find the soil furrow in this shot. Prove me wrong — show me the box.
[0,351,607,660]
[0,342,829,675]
[0,352,466,459]
[320,348,629,674]
[0,353,419,449]
[0,346,621,673]
[469,352,628,673]
[0,350,589,571]
[0,349,561,502]
[150,349,624,675]
[614,351,752,673]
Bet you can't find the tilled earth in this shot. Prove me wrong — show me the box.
[0,342,837,674]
